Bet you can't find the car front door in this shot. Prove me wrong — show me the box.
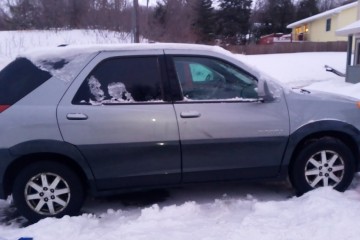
[57,50,181,190]
[165,52,290,182]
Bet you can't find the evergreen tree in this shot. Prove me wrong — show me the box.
[153,1,167,27]
[193,0,215,42]
[296,0,319,20]
[251,0,295,38]
[217,0,252,44]
[267,0,295,33]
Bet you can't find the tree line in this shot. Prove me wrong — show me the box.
[0,0,356,44]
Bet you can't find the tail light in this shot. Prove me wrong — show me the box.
[0,105,10,113]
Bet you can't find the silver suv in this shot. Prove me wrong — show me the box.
[0,43,359,222]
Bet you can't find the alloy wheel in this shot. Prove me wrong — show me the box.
[24,172,71,215]
[304,150,345,188]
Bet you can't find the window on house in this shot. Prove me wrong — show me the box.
[326,18,331,32]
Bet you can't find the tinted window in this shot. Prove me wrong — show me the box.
[73,57,163,104]
[0,58,52,105]
[173,57,258,100]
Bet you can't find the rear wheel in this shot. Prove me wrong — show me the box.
[290,137,355,195]
[12,161,84,223]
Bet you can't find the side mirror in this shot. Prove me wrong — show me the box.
[257,80,275,102]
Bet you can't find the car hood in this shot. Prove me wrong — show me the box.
[284,88,360,133]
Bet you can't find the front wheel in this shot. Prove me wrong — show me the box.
[12,161,85,223]
[290,138,355,195]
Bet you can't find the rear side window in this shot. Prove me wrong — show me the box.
[0,58,51,105]
[73,57,164,104]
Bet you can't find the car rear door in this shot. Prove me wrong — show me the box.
[57,50,181,190]
[165,50,290,182]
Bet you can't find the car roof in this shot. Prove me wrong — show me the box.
[19,43,230,60]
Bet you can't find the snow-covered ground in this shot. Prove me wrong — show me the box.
[237,52,360,99]
[0,29,139,60]
[2,181,360,240]
[1,30,360,240]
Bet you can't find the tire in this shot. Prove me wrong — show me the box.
[290,137,355,195]
[12,161,85,223]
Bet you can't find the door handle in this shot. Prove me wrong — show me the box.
[66,113,88,120]
[180,111,201,118]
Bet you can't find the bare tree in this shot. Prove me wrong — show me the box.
[0,7,10,30]
[133,0,140,42]
[317,0,343,11]
[66,0,91,28]
[148,0,198,42]
[4,0,142,35]
[7,0,42,29]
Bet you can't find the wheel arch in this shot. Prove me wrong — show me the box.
[3,140,96,197]
[282,120,360,174]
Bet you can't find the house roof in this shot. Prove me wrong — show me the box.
[287,2,357,29]
[336,20,360,36]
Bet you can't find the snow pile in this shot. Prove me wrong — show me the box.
[2,185,360,240]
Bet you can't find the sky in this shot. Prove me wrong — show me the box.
[138,0,158,6]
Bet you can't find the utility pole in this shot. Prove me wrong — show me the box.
[133,0,140,43]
